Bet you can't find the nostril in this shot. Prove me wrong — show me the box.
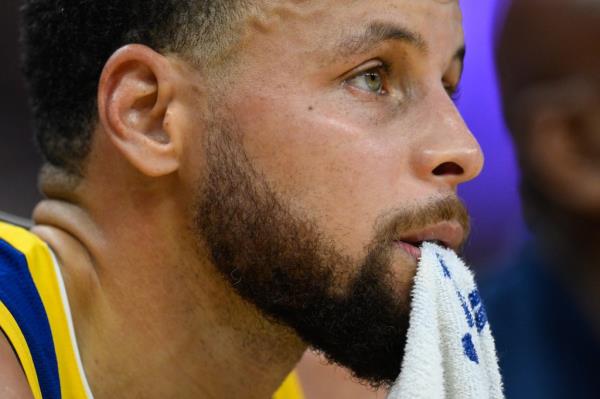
[433,162,464,176]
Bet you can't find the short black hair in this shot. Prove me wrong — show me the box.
[21,0,251,175]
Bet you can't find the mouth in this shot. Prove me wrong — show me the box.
[393,220,465,261]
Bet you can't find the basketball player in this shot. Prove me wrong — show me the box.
[0,0,483,397]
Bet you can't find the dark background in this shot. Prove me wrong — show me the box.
[0,0,42,217]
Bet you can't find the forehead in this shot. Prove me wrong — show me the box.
[219,0,464,79]
[240,0,464,55]
[256,0,462,23]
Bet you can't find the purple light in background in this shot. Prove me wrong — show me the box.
[456,0,528,267]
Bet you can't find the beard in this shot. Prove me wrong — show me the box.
[194,119,469,387]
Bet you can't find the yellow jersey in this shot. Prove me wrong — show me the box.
[0,220,303,398]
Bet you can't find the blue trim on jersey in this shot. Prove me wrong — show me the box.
[0,238,61,398]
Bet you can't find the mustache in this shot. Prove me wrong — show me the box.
[374,196,470,250]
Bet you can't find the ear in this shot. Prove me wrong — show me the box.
[98,44,179,177]
[526,99,600,214]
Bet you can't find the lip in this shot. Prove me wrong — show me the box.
[395,241,423,261]
[395,220,465,253]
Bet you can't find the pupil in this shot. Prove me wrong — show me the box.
[367,73,381,91]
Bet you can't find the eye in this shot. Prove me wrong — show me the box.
[345,67,387,95]
[445,83,461,103]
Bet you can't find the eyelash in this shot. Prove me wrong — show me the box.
[343,60,462,103]
[343,61,391,96]
[446,85,461,103]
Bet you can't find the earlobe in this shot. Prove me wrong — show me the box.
[98,44,179,177]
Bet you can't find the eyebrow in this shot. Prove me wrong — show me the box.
[333,22,429,59]
[332,21,467,74]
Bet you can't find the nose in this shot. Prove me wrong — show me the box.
[412,97,484,189]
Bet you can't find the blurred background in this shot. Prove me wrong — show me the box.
[457,0,529,268]
[0,0,42,218]
[0,0,527,268]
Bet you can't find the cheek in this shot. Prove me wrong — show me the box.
[231,95,419,255]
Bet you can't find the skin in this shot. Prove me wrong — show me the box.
[0,0,482,397]
[497,0,600,335]
[0,332,33,399]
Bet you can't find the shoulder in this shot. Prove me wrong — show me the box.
[0,332,34,399]
[0,212,32,230]
[0,220,83,399]
[0,221,53,271]
[0,221,37,398]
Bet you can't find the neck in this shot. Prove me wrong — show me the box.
[31,173,305,398]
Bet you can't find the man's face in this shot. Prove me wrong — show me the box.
[190,0,483,387]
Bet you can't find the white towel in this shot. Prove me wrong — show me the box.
[388,242,504,399]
